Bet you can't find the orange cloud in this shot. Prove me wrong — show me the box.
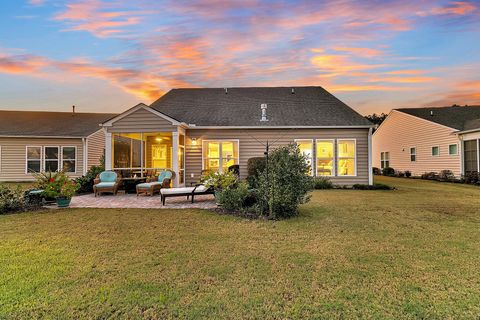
[332,47,385,58]
[0,55,46,74]
[430,1,477,16]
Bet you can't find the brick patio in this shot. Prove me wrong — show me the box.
[70,193,217,209]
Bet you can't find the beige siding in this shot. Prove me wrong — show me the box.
[0,137,84,182]
[107,108,177,133]
[87,129,105,170]
[372,110,461,176]
[185,128,369,186]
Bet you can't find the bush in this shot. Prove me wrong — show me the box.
[397,171,405,177]
[0,184,25,214]
[75,164,105,194]
[421,172,439,180]
[247,157,266,187]
[256,144,314,219]
[405,170,412,178]
[202,170,237,190]
[372,167,381,175]
[382,167,395,176]
[217,181,250,211]
[439,170,455,181]
[314,176,334,189]
[462,171,480,185]
[352,183,392,190]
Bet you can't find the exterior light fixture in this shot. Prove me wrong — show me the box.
[192,138,197,145]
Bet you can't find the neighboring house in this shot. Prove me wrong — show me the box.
[372,106,480,177]
[0,110,116,181]
[100,86,374,187]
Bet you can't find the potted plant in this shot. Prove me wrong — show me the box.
[43,171,79,208]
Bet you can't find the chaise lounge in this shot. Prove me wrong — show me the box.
[136,170,173,196]
[93,171,122,197]
[160,184,215,205]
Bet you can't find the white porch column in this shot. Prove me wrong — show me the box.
[172,131,179,187]
[105,129,112,170]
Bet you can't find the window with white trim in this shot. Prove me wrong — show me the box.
[44,146,59,172]
[337,140,356,176]
[295,139,313,175]
[431,146,440,156]
[202,140,239,173]
[448,144,458,155]
[316,140,334,176]
[380,152,390,169]
[410,147,416,162]
[62,146,76,173]
[26,146,42,173]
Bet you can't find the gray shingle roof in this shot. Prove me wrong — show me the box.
[0,110,117,137]
[149,87,372,127]
[396,106,480,131]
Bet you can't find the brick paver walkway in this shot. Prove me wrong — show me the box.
[70,193,217,209]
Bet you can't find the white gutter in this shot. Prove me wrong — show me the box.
[368,127,373,185]
[186,125,374,129]
[82,137,88,175]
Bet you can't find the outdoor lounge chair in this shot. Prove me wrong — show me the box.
[160,184,215,205]
[93,171,122,197]
[136,170,173,196]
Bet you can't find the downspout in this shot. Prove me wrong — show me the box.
[368,127,373,185]
[82,137,87,175]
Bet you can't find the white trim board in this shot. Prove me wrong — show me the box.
[101,103,183,127]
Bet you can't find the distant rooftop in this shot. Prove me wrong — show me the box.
[396,105,480,131]
[0,110,117,137]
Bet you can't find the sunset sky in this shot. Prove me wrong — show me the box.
[1,0,479,115]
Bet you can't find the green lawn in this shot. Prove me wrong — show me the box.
[1,177,480,319]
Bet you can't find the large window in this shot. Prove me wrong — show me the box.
[410,147,416,162]
[112,133,143,169]
[337,140,356,176]
[380,152,390,169]
[44,147,59,172]
[203,140,239,173]
[296,139,313,175]
[316,140,334,176]
[26,146,42,173]
[62,147,76,173]
[464,140,478,173]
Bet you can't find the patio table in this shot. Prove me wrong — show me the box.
[122,177,147,194]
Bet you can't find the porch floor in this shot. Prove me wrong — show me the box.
[70,193,217,209]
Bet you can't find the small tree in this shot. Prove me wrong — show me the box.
[256,143,314,219]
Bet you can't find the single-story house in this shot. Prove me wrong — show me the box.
[100,86,374,187]
[0,110,116,181]
[372,105,480,176]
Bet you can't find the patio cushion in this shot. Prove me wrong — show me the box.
[157,171,172,182]
[160,185,209,195]
[137,182,162,188]
[99,171,117,182]
[95,182,115,188]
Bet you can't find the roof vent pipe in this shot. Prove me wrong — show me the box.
[260,103,268,122]
[72,105,75,115]
[430,110,434,116]
[291,88,295,94]
[224,88,228,94]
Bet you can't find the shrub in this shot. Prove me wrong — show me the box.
[462,171,480,185]
[396,171,405,177]
[0,184,25,214]
[314,176,334,189]
[202,170,237,190]
[421,172,439,180]
[75,164,105,194]
[372,167,381,175]
[382,167,395,176]
[405,170,412,178]
[217,181,250,211]
[247,157,266,187]
[439,170,455,181]
[352,183,392,190]
[256,144,314,219]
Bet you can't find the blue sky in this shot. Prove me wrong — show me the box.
[1,0,479,114]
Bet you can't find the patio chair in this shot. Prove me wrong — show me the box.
[160,184,215,205]
[136,170,173,196]
[93,171,122,197]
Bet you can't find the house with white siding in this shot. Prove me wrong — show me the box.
[100,87,374,187]
[373,106,480,177]
[0,110,116,181]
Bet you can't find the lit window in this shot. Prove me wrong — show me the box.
[203,141,239,173]
[295,140,313,175]
[380,152,390,169]
[432,146,440,156]
[337,140,356,176]
[62,147,76,173]
[44,147,59,172]
[316,140,334,176]
[410,147,416,162]
[448,144,458,155]
[26,146,41,173]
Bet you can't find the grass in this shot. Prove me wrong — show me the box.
[1,176,480,318]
